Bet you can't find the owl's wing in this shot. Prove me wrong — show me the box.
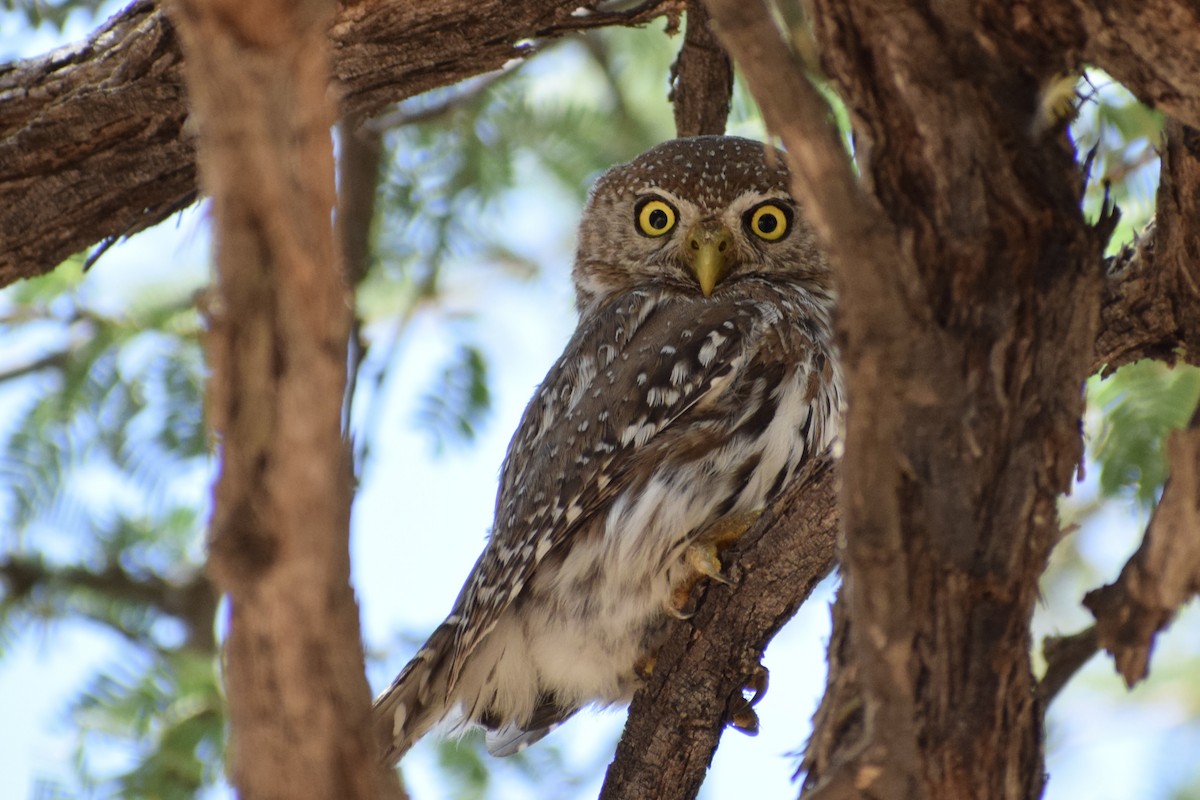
[445,284,825,690]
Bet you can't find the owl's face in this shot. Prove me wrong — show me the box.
[572,136,829,314]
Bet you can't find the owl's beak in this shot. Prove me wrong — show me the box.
[685,223,734,297]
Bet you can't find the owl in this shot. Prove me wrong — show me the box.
[373,135,841,764]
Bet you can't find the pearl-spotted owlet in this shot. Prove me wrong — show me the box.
[373,135,841,763]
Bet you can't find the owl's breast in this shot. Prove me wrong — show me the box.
[514,338,837,707]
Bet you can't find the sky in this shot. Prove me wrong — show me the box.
[2,5,1199,800]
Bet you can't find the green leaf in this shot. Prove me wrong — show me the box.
[1088,361,1200,506]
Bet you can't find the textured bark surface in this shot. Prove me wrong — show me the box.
[669,2,732,138]
[1096,121,1200,373]
[170,0,382,797]
[8,0,1200,286]
[689,1,1180,799]
[1082,120,1200,686]
[0,0,677,283]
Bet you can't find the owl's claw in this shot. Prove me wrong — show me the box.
[666,511,765,618]
[685,542,735,586]
[682,510,763,587]
[663,592,696,619]
[729,705,761,735]
[727,663,770,735]
[744,663,769,706]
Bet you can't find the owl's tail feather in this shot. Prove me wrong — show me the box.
[373,621,456,767]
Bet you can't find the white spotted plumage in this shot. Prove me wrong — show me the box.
[373,136,842,765]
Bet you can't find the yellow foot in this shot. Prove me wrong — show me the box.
[669,510,764,611]
[697,510,763,552]
[685,541,735,586]
[729,705,760,735]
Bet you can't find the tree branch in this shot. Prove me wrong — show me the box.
[702,0,890,264]
[600,462,839,800]
[0,555,217,651]
[1038,626,1100,705]
[1082,399,1200,686]
[1095,121,1200,374]
[337,114,383,441]
[710,3,1108,800]
[0,0,679,284]
[669,1,732,137]
[1076,0,1200,130]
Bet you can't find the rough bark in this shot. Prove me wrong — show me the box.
[1096,120,1200,373]
[710,2,1103,799]
[169,0,380,797]
[0,0,677,284]
[669,2,733,138]
[8,0,1200,286]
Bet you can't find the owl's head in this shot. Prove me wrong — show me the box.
[572,136,829,314]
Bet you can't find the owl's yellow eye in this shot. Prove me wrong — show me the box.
[747,202,791,242]
[635,198,677,237]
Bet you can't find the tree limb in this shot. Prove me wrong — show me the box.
[0,555,217,651]
[337,113,383,441]
[1095,121,1200,374]
[1076,0,1200,130]
[669,1,732,137]
[712,2,1106,800]
[170,0,381,795]
[1038,626,1100,705]
[0,0,679,284]
[1083,400,1200,686]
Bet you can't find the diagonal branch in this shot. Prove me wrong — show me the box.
[600,462,839,800]
[0,0,679,284]
[1038,626,1100,705]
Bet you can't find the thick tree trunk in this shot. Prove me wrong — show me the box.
[167,0,383,796]
[695,1,1138,798]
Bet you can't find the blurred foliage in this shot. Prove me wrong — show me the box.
[431,730,600,800]
[1073,71,1163,247]
[416,344,491,454]
[1088,361,1200,506]
[0,257,218,798]
[1,0,106,31]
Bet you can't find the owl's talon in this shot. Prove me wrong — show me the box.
[663,596,695,620]
[729,703,760,735]
[744,663,769,707]
[725,662,768,735]
[685,543,734,586]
